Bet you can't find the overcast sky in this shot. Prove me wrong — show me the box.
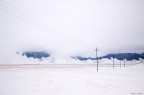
[0,0,144,57]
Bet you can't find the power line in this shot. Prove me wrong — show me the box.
[0,7,54,35]
[0,0,77,45]
[0,0,59,34]
[0,10,51,34]
[0,0,56,30]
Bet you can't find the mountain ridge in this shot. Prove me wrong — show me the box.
[19,51,144,61]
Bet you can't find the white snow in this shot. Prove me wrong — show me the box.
[0,63,144,95]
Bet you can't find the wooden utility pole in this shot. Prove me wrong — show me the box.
[124,59,126,67]
[95,48,99,72]
[120,58,121,67]
[113,57,115,68]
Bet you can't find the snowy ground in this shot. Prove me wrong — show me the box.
[0,63,144,95]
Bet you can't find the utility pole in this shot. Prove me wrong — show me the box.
[113,57,115,68]
[95,48,99,72]
[124,59,126,67]
[120,58,121,67]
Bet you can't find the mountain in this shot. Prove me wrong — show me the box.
[21,51,50,59]
[74,53,144,61]
[19,51,144,61]
[100,53,144,60]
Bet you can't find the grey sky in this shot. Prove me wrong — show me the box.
[0,0,144,57]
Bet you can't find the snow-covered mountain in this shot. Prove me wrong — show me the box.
[21,51,50,59]
[1,51,143,64]
[18,51,144,60]
[74,53,144,61]
[15,51,144,64]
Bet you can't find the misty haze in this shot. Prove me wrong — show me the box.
[0,0,144,95]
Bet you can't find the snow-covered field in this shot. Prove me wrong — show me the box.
[0,63,144,95]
